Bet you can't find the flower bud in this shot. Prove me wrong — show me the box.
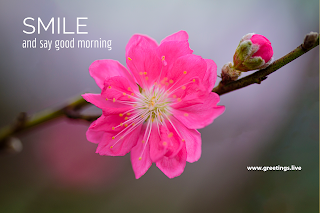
[221,62,241,82]
[233,33,273,71]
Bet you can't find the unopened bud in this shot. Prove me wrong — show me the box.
[302,32,319,50]
[221,62,241,82]
[233,33,273,71]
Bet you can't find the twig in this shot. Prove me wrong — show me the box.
[0,96,97,150]
[212,32,319,95]
[0,32,318,151]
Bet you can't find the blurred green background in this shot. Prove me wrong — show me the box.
[0,0,318,212]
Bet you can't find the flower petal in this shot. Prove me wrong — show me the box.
[251,34,273,62]
[149,119,184,162]
[160,30,189,43]
[87,113,143,157]
[82,93,108,109]
[101,76,139,102]
[149,123,166,162]
[126,34,161,87]
[86,114,109,144]
[157,40,193,81]
[89,59,135,89]
[130,125,152,179]
[203,59,217,92]
[168,117,202,163]
[86,113,131,145]
[96,123,143,156]
[82,93,132,115]
[165,54,207,94]
[156,145,187,179]
[169,88,206,109]
[172,92,225,129]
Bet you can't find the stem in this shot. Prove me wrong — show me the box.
[212,34,319,95]
[0,96,97,147]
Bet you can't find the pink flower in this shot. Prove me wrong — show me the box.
[82,31,225,179]
[233,33,273,71]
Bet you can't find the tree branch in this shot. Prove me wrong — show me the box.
[0,96,98,151]
[0,32,318,151]
[212,32,319,95]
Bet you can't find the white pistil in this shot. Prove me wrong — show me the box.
[139,119,153,160]
[109,84,172,156]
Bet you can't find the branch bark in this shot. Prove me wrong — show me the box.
[0,96,99,151]
[0,32,318,151]
[212,33,319,95]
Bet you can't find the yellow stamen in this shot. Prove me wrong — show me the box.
[112,136,115,140]
[108,86,111,89]
[120,122,123,126]
[119,113,123,117]
[184,113,189,117]
[124,124,128,127]
[110,146,113,148]
[142,140,145,143]
[183,71,187,74]
[127,112,131,115]
[112,127,115,130]
[123,92,126,96]
[162,141,167,146]
[139,157,142,160]
[169,79,174,84]
[125,117,128,120]
[162,56,165,60]
[128,57,132,60]
[144,72,147,75]
[106,98,108,101]
[113,98,116,102]
[128,87,131,91]
[182,139,185,142]
[168,132,173,138]
[192,79,196,82]
[181,85,186,90]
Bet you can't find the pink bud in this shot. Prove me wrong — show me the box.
[233,33,273,72]
[251,34,273,63]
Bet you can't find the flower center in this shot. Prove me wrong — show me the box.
[136,85,171,123]
[109,85,172,151]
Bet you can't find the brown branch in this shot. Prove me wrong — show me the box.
[0,96,97,151]
[212,32,319,95]
[0,32,318,152]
